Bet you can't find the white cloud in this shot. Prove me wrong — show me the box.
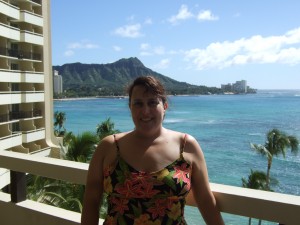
[64,50,74,57]
[114,23,143,38]
[140,43,150,50]
[67,41,99,49]
[113,45,122,52]
[168,5,219,25]
[153,46,165,55]
[184,27,300,70]
[144,18,153,25]
[197,10,219,21]
[64,40,99,57]
[153,58,171,69]
[168,5,193,25]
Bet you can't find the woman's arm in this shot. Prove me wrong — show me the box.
[185,135,225,225]
[81,137,111,225]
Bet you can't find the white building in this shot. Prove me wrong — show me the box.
[0,0,59,188]
[221,80,247,93]
[53,70,63,94]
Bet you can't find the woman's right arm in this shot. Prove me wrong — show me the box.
[81,137,112,225]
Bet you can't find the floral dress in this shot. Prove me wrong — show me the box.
[103,134,192,225]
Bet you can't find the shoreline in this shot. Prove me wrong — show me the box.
[54,96,128,101]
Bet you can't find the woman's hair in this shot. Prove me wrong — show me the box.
[127,76,167,104]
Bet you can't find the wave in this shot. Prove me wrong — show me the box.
[164,119,185,123]
[248,133,263,136]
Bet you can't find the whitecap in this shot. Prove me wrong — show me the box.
[164,118,185,123]
[248,133,262,136]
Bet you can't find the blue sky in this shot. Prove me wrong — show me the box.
[51,0,300,89]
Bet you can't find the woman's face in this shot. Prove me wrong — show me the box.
[129,85,168,136]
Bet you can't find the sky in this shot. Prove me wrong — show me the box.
[51,0,300,89]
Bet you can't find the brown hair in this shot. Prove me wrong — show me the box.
[127,76,167,104]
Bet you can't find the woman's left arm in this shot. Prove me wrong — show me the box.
[185,135,225,225]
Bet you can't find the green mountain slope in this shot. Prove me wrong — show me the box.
[53,57,222,97]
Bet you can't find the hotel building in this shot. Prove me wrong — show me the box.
[0,1,298,225]
[0,0,58,187]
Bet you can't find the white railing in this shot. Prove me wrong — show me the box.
[0,151,299,225]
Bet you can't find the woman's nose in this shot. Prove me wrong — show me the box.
[141,105,150,114]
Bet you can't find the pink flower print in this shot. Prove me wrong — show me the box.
[173,163,191,190]
[111,197,129,214]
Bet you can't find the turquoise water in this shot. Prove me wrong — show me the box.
[54,90,300,225]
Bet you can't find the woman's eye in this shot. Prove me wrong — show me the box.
[148,101,159,107]
[133,102,143,107]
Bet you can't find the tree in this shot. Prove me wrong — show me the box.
[28,119,120,217]
[27,131,98,213]
[63,131,98,162]
[96,117,120,140]
[250,128,299,190]
[242,169,269,225]
[242,169,268,191]
[54,111,66,136]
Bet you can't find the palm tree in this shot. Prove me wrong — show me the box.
[27,132,98,213]
[27,175,84,213]
[242,169,268,190]
[64,131,98,162]
[242,169,269,225]
[54,111,66,136]
[28,119,120,216]
[250,128,299,189]
[96,117,120,140]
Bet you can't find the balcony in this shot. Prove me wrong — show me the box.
[0,47,42,61]
[0,91,44,105]
[22,128,45,143]
[0,109,42,124]
[0,133,22,150]
[19,10,43,27]
[20,30,43,45]
[0,0,20,20]
[0,22,20,41]
[0,151,299,225]
[0,69,44,83]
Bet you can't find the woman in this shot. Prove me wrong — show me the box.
[81,76,225,225]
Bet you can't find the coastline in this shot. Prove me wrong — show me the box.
[54,96,128,101]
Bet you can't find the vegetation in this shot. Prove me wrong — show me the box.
[53,57,226,98]
[27,113,120,217]
[242,128,299,225]
[242,170,269,225]
[250,128,299,190]
[54,111,66,136]
[96,117,120,140]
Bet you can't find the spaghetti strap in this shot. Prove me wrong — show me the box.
[113,134,120,155]
[180,134,187,158]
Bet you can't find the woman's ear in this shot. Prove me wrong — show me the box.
[163,102,168,110]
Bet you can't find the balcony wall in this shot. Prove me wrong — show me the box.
[20,30,43,45]
[22,128,45,143]
[0,70,44,83]
[0,23,20,41]
[22,91,44,103]
[20,10,43,27]
[0,91,44,105]
[0,1,20,20]
[0,151,299,225]
[0,133,22,150]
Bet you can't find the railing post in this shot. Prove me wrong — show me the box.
[10,170,27,203]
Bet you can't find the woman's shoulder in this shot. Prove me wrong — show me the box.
[165,129,197,144]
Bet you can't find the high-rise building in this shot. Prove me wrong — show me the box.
[0,0,57,162]
[53,70,63,95]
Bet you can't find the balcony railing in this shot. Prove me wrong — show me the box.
[0,151,299,225]
[31,0,42,5]
[0,109,42,123]
[0,47,42,61]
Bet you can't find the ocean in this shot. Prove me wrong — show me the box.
[54,90,300,225]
